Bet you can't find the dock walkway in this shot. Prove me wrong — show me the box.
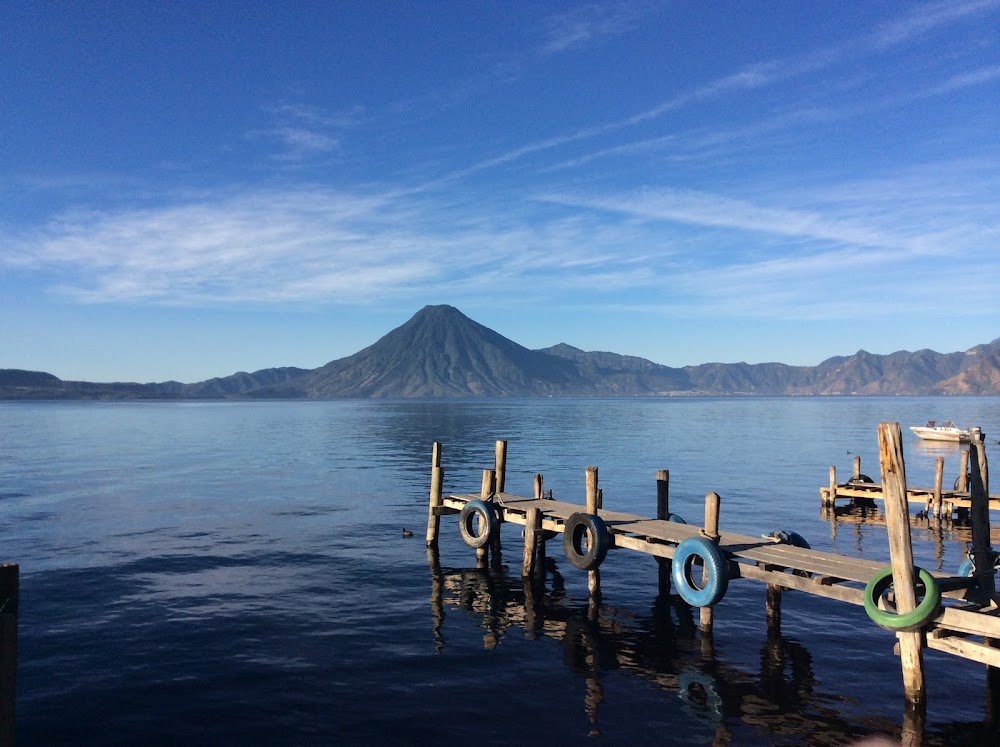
[442,491,982,608]
[426,423,1000,711]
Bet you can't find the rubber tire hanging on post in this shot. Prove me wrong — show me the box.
[863,566,941,632]
[458,499,498,549]
[562,512,610,571]
[671,536,729,608]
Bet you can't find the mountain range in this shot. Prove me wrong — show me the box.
[2,304,999,399]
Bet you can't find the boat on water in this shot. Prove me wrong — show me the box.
[909,420,972,443]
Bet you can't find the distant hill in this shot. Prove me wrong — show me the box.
[2,305,999,398]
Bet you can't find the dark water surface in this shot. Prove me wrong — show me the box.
[2,397,1000,745]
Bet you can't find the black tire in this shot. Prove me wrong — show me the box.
[847,474,874,485]
[562,512,610,571]
[770,530,810,549]
[458,500,498,549]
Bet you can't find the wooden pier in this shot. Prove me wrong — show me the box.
[426,423,999,715]
[821,451,1000,517]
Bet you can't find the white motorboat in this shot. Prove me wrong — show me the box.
[909,420,972,443]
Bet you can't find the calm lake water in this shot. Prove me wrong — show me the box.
[2,397,1000,745]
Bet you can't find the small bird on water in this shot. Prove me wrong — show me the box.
[402,528,413,538]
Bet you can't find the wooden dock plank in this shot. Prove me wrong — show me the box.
[926,633,1000,668]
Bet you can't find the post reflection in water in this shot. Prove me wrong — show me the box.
[423,549,926,744]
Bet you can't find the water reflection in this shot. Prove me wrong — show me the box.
[426,550,1000,745]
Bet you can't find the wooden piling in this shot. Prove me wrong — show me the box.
[586,466,601,600]
[932,456,944,522]
[826,465,837,507]
[959,450,970,492]
[494,440,508,494]
[700,492,721,636]
[425,442,444,548]
[522,506,542,578]
[853,455,861,480]
[656,470,671,595]
[0,563,18,746]
[766,583,782,636]
[533,474,547,570]
[480,469,495,499]
[478,469,496,568]
[878,422,925,708]
[969,434,994,601]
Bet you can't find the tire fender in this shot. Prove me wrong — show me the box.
[562,512,610,571]
[671,536,729,608]
[458,499,498,549]
[863,566,941,632]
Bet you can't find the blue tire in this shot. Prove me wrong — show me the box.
[562,512,610,571]
[458,500,498,549]
[667,513,687,524]
[958,558,974,577]
[671,536,729,607]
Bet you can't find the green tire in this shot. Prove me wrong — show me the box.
[863,566,941,632]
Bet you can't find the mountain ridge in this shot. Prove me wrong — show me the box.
[2,305,998,398]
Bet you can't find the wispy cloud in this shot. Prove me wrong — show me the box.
[247,102,365,162]
[5,188,661,307]
[535,2,654,55]
[433,0,998,181]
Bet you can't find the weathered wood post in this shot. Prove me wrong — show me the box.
[425,442,444,548]
[0,563,18,746]
[932,456,944,522]
[522,507,542,578]
[479,469,496,568]
[958,449,970,492]
[825,465,837,507]
[766,583,782,636]
[700,492,721,637]
[494,440,508,494]
[656,470,671,595]
[969,432,994,602]
[878,422,925,708]
[853,455,862,480]
[586,466,601,602]
[533,474,547,570]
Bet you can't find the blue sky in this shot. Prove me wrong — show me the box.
[2,1,999,383]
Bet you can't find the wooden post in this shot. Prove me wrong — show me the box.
[656,470,671,595]
[478,469,496,568]
[932,456,944,522]
[826,465,837,507]
[425,442,444,548]
[586,466,601,600]
[533,473,547,571]
[766,583,782,636]
[480,469,495,498]
[0,563,18,746]
[522,507,541,578]
[878,422,925,708]
[853,455,861,480]
[700,492,721,637]
[958,449,970,492]
[969,433,994,601]
[494,440,508,495]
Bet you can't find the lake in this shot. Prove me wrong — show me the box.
[2,397,999,744]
